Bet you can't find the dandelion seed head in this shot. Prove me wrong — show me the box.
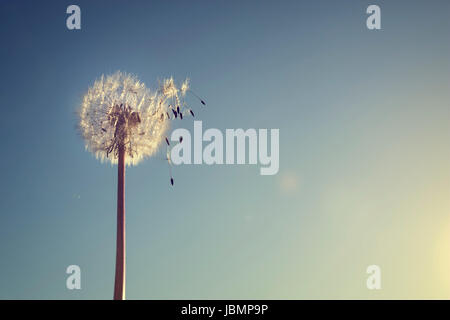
[78,71,189,166]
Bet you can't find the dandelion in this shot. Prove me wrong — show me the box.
[77,71,203,300]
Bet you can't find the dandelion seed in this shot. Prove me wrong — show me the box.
[179,136,183,143]
[189,109,195,117]
[166,150,174,187]
[172,109,178,118]
[189,90,206,106]
[180,112,183,120]
[165,137,170,146]
[180,78,189,95]
[170,177,174,186]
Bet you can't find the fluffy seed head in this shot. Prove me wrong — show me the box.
[78,71,188,166]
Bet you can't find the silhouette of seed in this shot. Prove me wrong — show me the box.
[189,109,195,117]
[165,137,170,146]
[172,109,178,118]
[170,177,174,186]
[201,100,206,106]
[179,136,183,143]
[177,106,180,113]
[180,112,183,120]
[101,128,107,132]
[166,112,170,119]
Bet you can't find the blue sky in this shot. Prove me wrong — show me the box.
[0,0,449,299]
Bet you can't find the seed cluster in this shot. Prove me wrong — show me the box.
[78,71,206,185]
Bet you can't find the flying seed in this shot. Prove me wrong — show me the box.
[170,177,174,186]
[189,109,195,117]
[180,112,183,120]
[165,137,170,146]
[179,136,183,143]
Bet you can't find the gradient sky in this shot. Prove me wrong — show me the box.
[0,0,449,299]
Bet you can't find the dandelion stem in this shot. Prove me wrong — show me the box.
[113,145,126,300]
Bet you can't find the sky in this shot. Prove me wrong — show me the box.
[0,0,449,299]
